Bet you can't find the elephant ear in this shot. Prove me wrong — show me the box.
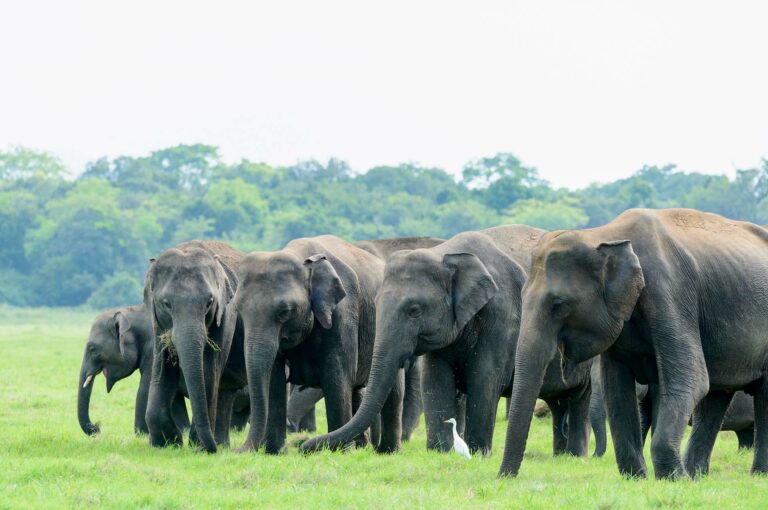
[304,254,347,329]
[143,259,162,337]
[213,254,237,327]
[443,253,499,332]
[114,311,132,357]
[597,240,645,322]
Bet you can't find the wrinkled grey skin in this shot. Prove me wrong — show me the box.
[500,209,768,479]
[286,385,321,433]
[78,304,189,436]
[355,236,445,260]
[233,235,391,454]
[300,225,593,456]
[640,385,755,450]
[145,240,244,453]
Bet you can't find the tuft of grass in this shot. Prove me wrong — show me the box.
[158,330,220,366]
[1,306,767,509]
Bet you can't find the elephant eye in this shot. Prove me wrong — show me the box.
[551,299,568,319]
[406,304,423,318]
[162,299,172,310]
[276,305,292,322]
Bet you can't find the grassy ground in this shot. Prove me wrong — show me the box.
[1,307,767,509]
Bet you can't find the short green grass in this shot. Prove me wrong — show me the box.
[1,306,767,509]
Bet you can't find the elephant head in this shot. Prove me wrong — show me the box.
[499,232,644,477]
[234,251,345,450]
[300,247,498,452]
[146,245,236,452]
[78,307,144,435]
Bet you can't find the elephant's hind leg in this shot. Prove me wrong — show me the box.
[752,379,768,473]
[684,390,734,477]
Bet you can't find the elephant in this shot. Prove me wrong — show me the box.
[499,208,768,479]
[355,236,445,260]
[233,235,397,454]
[78,304,189,436]
[228,385,318,434]
[639,385,755,450]
[145,240,244,453]
[299,225,593,457]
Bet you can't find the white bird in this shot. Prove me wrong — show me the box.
[444,418,472,460]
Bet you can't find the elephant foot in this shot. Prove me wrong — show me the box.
[654,464,687,480]
[149,431,183,448]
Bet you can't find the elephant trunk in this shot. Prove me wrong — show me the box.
[300,333,410,453]
[77,360,99,435]
[174,321,216,453]
[242,325,280,451]
[498,315,557,477]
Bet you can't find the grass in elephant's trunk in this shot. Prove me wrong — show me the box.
[158,330,219,366]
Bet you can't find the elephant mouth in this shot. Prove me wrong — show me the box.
[82,368,108,389]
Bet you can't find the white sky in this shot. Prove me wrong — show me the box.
[1,1,766,189]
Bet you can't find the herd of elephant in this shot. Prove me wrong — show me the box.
[77,207,768,480]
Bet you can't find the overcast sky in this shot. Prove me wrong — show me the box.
[1,1,766,189]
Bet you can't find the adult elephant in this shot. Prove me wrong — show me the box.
[640,386,755,450]
[499,208,768,479]
[78,304,189,436]
[233,235,392,454]
[145,240,244,453]
[300,225,593,456]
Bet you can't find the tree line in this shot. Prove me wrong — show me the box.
[1,144,766,308]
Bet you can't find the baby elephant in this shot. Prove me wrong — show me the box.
[77,304,189,436]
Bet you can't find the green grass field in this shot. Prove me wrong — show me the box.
[1,306,767,509]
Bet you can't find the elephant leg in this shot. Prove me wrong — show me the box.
[464,385,499,455]
[298,405,317,433]
[566,381,592,457]
[401,362,423,441]
[455,391,467,437]
[264,360,287,455]
[684,390,734,477]
[638,386,655,446]
[171,393,190,431]
[422,355,457,452]
[377,368,405,453]
[214,389,236,447]
[322,374,353,435]
[351,386,371,447]
[602,353,646,477]
[146,352,183,448]
[134,370,151,435]
[752,379,768,473]
[589,385,607,457]
[737,427,755,450]
[547,398,568,455]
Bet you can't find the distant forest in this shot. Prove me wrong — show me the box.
[1,144,766,308]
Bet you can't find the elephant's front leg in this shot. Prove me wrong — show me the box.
[377,368,405,453]
[189,348,223,449]
[171,392,190,431]
[352,387,372,447]
[214,389,237,447]
[134,370,151,435]
[321,373,353,434]
[602,353,646,477]
[264,359,287,454]
[146,349,183,448]
[421,355,457,452]
[650,326,709,479]
[546,398,568,455]
[565,381,591,457]
[684,390,734,476]
[751,378,768,474]
[464,385,501,455]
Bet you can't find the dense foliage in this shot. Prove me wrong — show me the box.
[1,145,766,307]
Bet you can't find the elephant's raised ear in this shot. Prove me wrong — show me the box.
[597,240,645,322]
[304,254,346,329]
[213,254,237,327]
[443,253,499,332]
[114,311,132,357]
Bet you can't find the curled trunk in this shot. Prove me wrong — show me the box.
[77,363,99,435]
[299,338,408,453]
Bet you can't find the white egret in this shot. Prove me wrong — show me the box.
[444,418,471,460]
